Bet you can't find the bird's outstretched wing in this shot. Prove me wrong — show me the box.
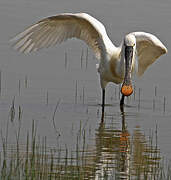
[11,13,115,60]
[131,32,167,76]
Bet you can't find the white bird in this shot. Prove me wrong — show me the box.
[11,12,167,108]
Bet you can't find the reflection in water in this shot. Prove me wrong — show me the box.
[95,107,130,179]
[1,106,162,179]
[88,106,161,179]
[131,127,161,179]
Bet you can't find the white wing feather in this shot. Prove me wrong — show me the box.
[131,32,167,76]
[11,13,115,60]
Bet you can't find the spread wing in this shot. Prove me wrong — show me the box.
[11,13,115,60]
[131,32,167,76]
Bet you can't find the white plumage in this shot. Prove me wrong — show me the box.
[11,12,167,107]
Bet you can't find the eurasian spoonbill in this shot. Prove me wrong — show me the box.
[11,13,167,109]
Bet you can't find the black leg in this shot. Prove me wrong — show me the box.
[120,94,125,107]
[102,89,105,107]
[101,89,105,122]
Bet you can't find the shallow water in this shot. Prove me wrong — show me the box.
[0,0,171,178]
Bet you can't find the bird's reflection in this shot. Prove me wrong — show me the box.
[92,105,161,179]
[95,105,130,179]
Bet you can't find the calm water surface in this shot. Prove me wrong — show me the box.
[0,0,171,178]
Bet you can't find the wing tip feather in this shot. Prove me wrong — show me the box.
[162,45,167,54]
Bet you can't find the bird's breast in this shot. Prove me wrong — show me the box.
[109,59,124,84]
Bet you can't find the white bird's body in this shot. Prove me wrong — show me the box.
[11,13,167,110]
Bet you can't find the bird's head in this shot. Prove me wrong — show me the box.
[121,34,136,96]
[124,34,136,47]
